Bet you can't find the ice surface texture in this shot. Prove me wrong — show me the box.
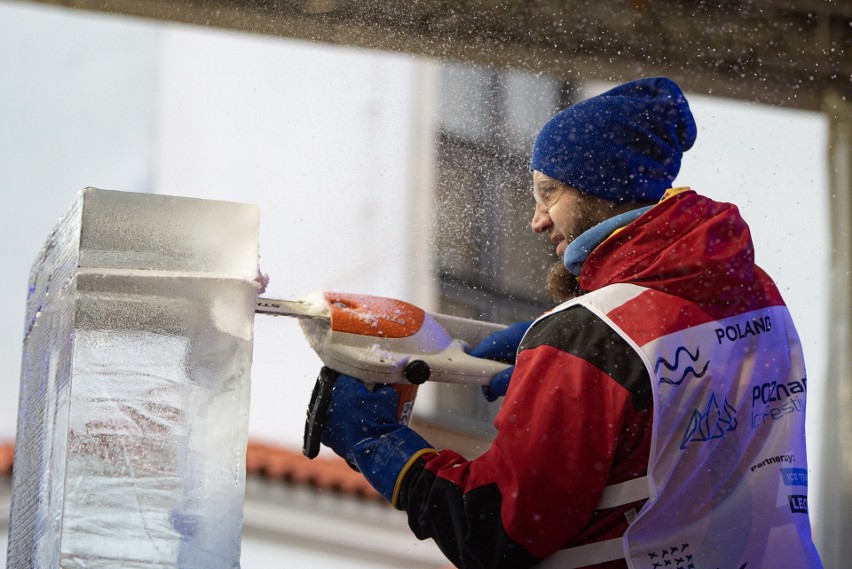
[7,188,259,569]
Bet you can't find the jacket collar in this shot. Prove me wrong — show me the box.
[563,206,654,276]
[578,188,758,305]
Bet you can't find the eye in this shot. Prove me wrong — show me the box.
[533,185,557,208]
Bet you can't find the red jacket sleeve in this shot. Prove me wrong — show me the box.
[399,305,653,568]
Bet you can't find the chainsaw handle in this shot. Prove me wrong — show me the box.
[302,366,340,459]
[302,367,421,462]
[403,340,513,385]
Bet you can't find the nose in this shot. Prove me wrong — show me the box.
[531,202,551,234]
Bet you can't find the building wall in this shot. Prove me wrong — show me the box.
[0,1,435,567]
[0,0,434,448]
[150,23,434,449]
[0,1,161,436]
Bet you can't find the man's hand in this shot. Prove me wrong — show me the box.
[321,375,436,507]
[470,320,533,401]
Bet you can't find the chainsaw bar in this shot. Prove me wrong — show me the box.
[255,297,330,321]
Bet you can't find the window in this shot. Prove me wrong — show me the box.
[421,63,572,444]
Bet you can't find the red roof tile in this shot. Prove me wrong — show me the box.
[0,440,12,477]
[246,440,384,502]
[0,439,384,503]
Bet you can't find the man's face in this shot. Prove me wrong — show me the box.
[530,171,606,258]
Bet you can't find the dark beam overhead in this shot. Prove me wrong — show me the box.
[19,0,852,110]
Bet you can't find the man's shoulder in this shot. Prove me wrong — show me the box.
[522,291,638,354]
[520,302,653,409]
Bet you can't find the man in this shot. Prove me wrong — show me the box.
[320,77,823,568]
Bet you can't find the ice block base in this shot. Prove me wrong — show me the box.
[7,189,259,569]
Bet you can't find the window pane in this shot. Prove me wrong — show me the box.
[437,63,493,143]
[503,69,561,153]
[429,63,565,435]
[490,168,555,304]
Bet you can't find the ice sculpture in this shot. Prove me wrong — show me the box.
[7,188,259,568]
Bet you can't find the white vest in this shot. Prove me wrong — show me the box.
[536,284,822,569]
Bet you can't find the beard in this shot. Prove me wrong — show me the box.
[546,260,585,302]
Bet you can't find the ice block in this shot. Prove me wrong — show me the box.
[7,188,259,568]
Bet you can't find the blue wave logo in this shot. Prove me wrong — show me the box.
[680,392,738,449]
[655,345,709,386]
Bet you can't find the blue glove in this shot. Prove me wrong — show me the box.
[480,367,514,402]
[321,375,436,507]
[469,320,533,401]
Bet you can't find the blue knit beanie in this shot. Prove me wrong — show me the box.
[530,77,697,203]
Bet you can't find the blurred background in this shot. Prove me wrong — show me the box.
[0,0,848,567]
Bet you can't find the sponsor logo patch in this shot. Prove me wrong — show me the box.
[714,315,772,344]
[788,494,809,514]
[680,392,738,450]
[655,345,709,386]
[781,468,809,487]
[750,378,807,429]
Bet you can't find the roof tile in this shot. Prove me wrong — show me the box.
[0,439,384,503]
[0,441,12,477]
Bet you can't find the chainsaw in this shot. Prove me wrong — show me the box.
[255,292,511,458]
